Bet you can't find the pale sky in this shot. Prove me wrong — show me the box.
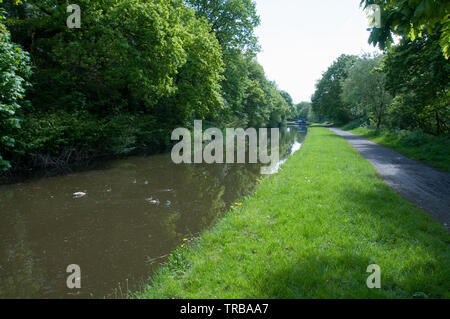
[254,0,380,103]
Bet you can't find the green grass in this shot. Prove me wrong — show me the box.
[134,125,450,299]
[341,125,450,172]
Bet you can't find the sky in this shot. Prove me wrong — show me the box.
[254,0,380,103]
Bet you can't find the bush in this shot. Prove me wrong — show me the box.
[6,110,173,169]
[341,119,369,131]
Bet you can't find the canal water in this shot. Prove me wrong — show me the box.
[0,125,307,298]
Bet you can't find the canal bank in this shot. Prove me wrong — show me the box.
[135,125,450,299]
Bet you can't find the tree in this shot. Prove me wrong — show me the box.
[0,0,290,170]
[0,8,32,170]
[341,54,392,128]
[4,0,224,118]
[361,0,449,135]
[242,61,269,127]
[361,0,450,58]
[267,83,290,126]
[295,102,311,119]
[157,5,225,124]
[311,54,358,123]
[279,90,293,107]
[219,49,250,122]
[239,61,290,128]
[383,33,449,134]
[185,0,260,54]
[185,0,263,126]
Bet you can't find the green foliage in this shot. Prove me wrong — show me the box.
[311,54,358,124]
[241,61,291,128]
[353,2,449,136]
[314,30,448,136]
[328,2,450,138]
[0,0,293,171]
[220,49,250,123]
[0,8,32,170]
[279,90,293,107]
[186,0,260,54]
[341,54,392,128]
[8,0,218,115]
[186,0,292,128]
[0,0,224,168]
[156,4,225,123]
[383,33,449,135]
[361,0,450,58]
[293,102,312,119]
[10,110,173,166]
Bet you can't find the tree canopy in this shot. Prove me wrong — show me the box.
[361,0,450,58]
[311,54,358,123]
[312,2,449,135]
[185,0,260,54]
[341,54,392,128]
[0,0,295,171]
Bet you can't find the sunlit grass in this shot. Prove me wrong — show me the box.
[134,125,450,299]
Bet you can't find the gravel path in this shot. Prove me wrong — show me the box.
[327,127,450,231]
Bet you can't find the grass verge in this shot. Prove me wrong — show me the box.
[341,126,450,172]
[134,125,450,299]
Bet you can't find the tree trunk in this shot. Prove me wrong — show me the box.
[376,103,383,129]
[435,110,441,135]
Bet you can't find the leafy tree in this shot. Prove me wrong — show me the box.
[341,54,392,128]
[0,0,228,168]
[295,102,311,119]
[0,8,32,170]
[186,0,263,126]
[0,0,291,171]
[267,83,290,126]
[156,4,225,124]
[7,0,191,112]
[242,61,269,127]
[219,49,250,123]
[360,1,449,135]
[4,0,225,119]
[311,54,358,123]
[185,0,260,54]
[239,61,291,128]
[279,90,293,107]
[383,33,449,134]
[361,0,450,58]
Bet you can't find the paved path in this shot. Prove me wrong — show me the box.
[327,127,450,231]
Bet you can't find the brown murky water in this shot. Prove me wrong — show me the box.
[0,125,306,298]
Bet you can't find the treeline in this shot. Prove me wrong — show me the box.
[0,0,296,171]
[312,0,449,136]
